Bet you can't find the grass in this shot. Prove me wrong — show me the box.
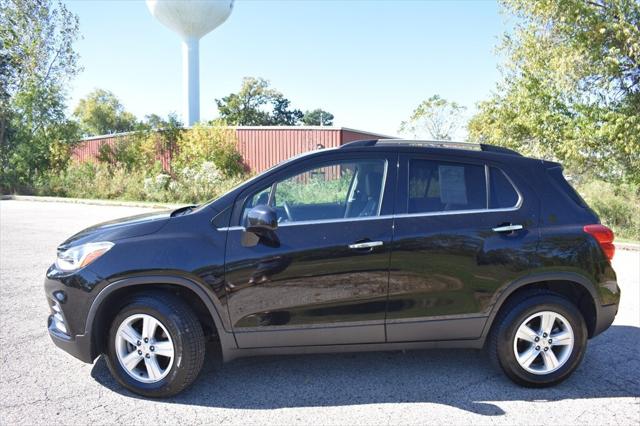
[575,179,640,241]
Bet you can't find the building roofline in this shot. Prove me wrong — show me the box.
[77,131,137,142]
[77,126,397,142]
[232,126,397,139]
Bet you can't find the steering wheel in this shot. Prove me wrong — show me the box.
[282,201,294,222]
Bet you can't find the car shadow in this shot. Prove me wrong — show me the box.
[91,325,640,415]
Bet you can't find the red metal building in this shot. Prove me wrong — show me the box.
[71,126,391,174]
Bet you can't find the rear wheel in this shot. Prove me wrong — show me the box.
[105,293,205,397]
[488,291,587,387]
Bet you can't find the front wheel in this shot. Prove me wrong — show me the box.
[105,292,205,397]
[488,291,588,387]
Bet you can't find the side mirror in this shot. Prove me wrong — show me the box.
[242,205,279,248]
[246,204,278,234]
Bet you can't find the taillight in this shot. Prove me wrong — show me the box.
[584,224,615,260]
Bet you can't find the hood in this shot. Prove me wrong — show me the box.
[60,210,172,248]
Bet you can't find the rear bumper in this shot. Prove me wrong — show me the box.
[47,315,95,363]
[593,303,619,337]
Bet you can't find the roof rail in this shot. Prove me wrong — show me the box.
[376,139,482,150]
[339,139,378,148]
[340,138,522,156]
[478,144,522,156]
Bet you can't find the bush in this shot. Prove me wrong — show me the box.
[168,162,244,203]
[26,121,250,204]
[36,162,147,201]
[173,123,245,177]
[96,133,148,171]
[575,179,640,241]
[34,161,245,205]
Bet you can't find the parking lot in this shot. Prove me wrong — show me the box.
[0,199,638,425]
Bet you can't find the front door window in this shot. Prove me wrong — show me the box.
[242,159,386,225]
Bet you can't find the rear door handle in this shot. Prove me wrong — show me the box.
[492,224,523,233]
[348,241,384,249]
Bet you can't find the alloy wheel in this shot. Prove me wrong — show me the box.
[115,313,175,383]
[513,310,575,375]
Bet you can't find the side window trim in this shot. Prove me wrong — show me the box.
[485,164,491,209]
[376,160,389,216]
[398,156,524,219]
[216,214,396,232]
[267,182,276,206]
[279,213,394,228]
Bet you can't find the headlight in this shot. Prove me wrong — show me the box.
[55,241,114,272]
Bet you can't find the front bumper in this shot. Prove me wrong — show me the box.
[44,265,105,364]
[47,315,95,363]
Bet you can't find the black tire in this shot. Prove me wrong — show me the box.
[105,292,205,397]
[487,290,587,387]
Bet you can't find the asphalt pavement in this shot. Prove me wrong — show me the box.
[1,200,638,425]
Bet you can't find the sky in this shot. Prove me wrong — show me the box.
[63,0,507,137]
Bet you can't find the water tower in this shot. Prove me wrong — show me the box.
[146,0,234,126]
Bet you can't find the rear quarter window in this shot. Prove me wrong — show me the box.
[546,166,588,208]
[489,167,520,209]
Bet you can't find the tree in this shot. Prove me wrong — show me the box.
[270,96,303,125]
[399,95,467,140]
[302,109,334,126]
[1,0,81,191]
[215,77,303,126]
[468,0,640,183]
[215,77,275,125]
[74,89,138,136]
[143,113,166,130]
[142,112,183,168]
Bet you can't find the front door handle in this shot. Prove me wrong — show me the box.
[492,224,523,233]
[348,241,384,250]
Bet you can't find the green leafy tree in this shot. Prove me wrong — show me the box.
[140,112,183,169]
[302,109,334,126]
[96,135,144,172]
[399,95,467,140]
[468,0,640,183]
[270,96,303,125]
[215,77,275,125]
[96,112,185,172]
[1,35,12,147]
[0,0,81,191]
[215,77,303,126]
[143,113,166,130]
[74,89,138,136]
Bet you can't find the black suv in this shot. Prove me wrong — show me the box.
[45,139,620,397]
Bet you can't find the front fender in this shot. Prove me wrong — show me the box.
[85,275,238,361]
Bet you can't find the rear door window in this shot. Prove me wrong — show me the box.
[408,159,487,213]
